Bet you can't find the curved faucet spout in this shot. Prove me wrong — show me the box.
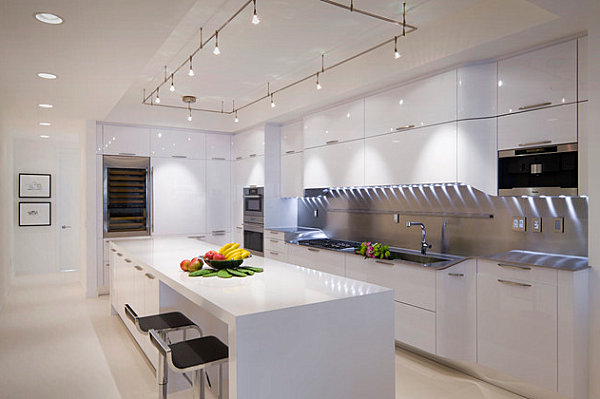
[406,222,432,255]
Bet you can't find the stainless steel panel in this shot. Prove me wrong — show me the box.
[498,187,578,197]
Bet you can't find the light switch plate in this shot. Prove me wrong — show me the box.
[512,216,526,232]
[393,214,399,223]
[531,217,542,233]
[553,217,564,233]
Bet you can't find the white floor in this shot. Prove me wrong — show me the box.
[0,273,525,399]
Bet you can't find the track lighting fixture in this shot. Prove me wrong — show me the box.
[270,93,276,108]
[170,74,175,92]
[394,36,401,59]
[187,106,192,122]
[213,31,221,55]
[235,111,239,123]
[316,72,322,90]
[155,88,160,104]
[188,56,195,76]
[252,0,260,24]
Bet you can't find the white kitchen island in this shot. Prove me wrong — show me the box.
[109,237,394,399]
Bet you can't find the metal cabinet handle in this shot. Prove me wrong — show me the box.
[269,251,279,255]
[498,279,531,287]
[270,239,279,243]
[307,248,320,252]
[395,124,415,131]
[171,155,188,159]
[326,139,339,145]
[212,230,226,235]
[249,153,257,158]
[118,152,136,156]
[211,157,226,160]
[518,140,552,147]
[285,150,295,154]
[235,156,243,160]
[498,263,531,271]
[134,265,143,271]
[376,260,394,266]
[236,226,243,230]
[145,273,155,280]
[518,102,552,111]
[124,259,132,263]
[111,249,116,252]
[448,273,464,277]
[116,253,123,257]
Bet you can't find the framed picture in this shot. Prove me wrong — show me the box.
[19,202,51,227]
[19,173,51,198]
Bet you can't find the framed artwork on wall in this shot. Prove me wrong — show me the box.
[19,173,51,198]
[18,202,51,227]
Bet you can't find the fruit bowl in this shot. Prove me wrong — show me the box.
[203,258,244,270]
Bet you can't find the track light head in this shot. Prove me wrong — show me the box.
[213,31,220,55]
[316,73,322,90]
[188,56,195,76]
[252,0,260,24]
[270,94,276,108]
[170,75,175,92]
[155,89,160,104]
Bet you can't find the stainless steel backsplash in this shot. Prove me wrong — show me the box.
[297,184,588,257]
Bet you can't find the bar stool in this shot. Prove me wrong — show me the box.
[124,304,202,399]
[149,329,229,399]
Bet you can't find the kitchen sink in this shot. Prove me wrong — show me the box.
[389,251,451,264]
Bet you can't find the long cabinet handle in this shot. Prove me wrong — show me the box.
[326,139,339,145]
[134,265,143,271]
[448,273,464,277]
[212,231,226,236]
[395,124,415,131]
[498,279,532,288]
[111,248,116,253]
[145,273,155,280]
[116,253,123,257]
[211,157,226,160]
[285,150,295,154]
[518,140,552,147]
[376,260,394,266]
[249,153,257,158]
[171,155,188,159]
[118,152,136,156]
[124,258,132,263]
[307,248,320,252]
[235,156,243,160]
[269,251,279,256]
[236,226,243,230]
[498,263,531,271]
[270,239,279,243]
[518,102,552,110]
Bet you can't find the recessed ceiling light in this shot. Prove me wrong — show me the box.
[40,135,50,139]
[34,12,64,25]
[37,72,57,79]
[39,122,51,126]
[38,104,53,108]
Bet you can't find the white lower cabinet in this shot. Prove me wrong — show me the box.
[264,233,288,262]
[394,301,436,354]
[303,140,364,188]
[286,244,345,276]
[477,260,558,392]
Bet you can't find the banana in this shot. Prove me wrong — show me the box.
[241,250,251,259]
[226,248,244,260]
[223,243,240,258]
[219,243,234,254]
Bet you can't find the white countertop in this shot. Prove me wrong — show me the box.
[111,237,389,323]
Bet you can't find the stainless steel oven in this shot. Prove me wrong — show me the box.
[243,187,264,255]
[243,187,264,218]
[243,222,264,256]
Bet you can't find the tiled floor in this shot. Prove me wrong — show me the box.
[0,273,524,399]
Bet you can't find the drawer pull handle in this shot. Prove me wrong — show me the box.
[171,155,188,159]
[212,230,226,235]
[307,248,320,252]
[498,263,531,271]
[116,253,123,257]
[448,273,464,277]
[326,139,339,145]
[270,239,279,243]
[111,249,116,252]
[118,152,136,156]
[235,156,243,160]
[498,279,531,288]
[518,102,552,111]
[395,124,415,131]
[145,273,155,280]
[518,140,552,147]
[236,226,243,230]
[211,157,226,160]
[285,150,295,154]
[269,251,279,255]
[124,259,132,263]
[134,265,143,271]
[376,260,394,266]
[249,153,257,158]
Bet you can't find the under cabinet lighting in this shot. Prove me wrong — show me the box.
[252,0,260,24]
[40,135,50,138]
[213,31,221,55]
[498,80,503,87]
[37,72,57,79]
[34,12,63,25]
[38,103,53,108]
[39,122,51,126]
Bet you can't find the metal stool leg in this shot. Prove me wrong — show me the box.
[192,369,205,399]
[158,331,168,399]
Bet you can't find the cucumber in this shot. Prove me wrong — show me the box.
[226,268,247,277]
[189,269,213,277]
[202,271,219,277]
[217,269,233,279]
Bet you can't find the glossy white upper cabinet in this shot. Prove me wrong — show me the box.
[364,123,457,185]
[578,102,588,197]
[365,71,456,138]
[498,40,577,115]
[578,37,588,101]
[281,121,303,155]
[281,152,304,197]
[303,140,364,188]
[457,63,497,119]
[96,124,104,154]
[303,99,364,148]
[457,119,497,195]
[497,103,577,150]
[151,158,206,235]
[206,160,231,232]
[206,133,232,161]
[233,126,264,160]
[103,125,150,156]
[150,129,206,159]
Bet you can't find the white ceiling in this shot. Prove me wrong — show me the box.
[0,0,595,139]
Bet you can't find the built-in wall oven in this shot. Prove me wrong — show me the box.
[243,187,264,255]
[103,155,151,238]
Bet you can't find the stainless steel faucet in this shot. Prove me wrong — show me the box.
[406,222,432,255]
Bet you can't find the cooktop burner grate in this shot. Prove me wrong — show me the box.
[298,239,358,250]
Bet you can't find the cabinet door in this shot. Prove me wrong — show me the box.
[365,70,456,138]
[304,140,364,188]
[497,103,576,150]
[233,225,244,245]
[132,263,146,315]
[152,158,206,235]
[578,37,588,101]
[233,127,264,159]
[457,63,497,119]
[287,245,345,276]
[303,99,364,148]
[477,273,557,391]
[206,133,232,161]
[103,125,150,156]
[395,301,436,353]
[206,160,231,231]
[281,121,303,154]
[150,129,206,159]
[436,260,476,363]
[498,40,576,115]
[281,152,303,197]
[364,123,457,186]
[578,102,588,196]
[205,231,232,247]
[457,119,497,195]
[109,245,118,310]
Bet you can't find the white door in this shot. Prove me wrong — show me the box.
[58,149,80,271]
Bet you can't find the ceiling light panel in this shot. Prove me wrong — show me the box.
[37,72,57,79]
[38,104,53,108]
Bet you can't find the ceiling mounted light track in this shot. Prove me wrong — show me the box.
[142,0,417,119]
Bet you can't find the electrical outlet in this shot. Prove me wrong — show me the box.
[313,209,318,218]
[512,216,526,232]
[553,217,564,233]
[393,214,399,223]
[531,217,542,233]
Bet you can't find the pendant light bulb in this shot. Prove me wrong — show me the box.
[169,75,175,92]
[252,0,260,24]
[188,56,195,76]
[270,94,276,108]
[213,31,220,55]
[234,111,239,123]
[394,36,401,59]
[187,108,192,122]
[316,73,322,90]
[155,89,160,104]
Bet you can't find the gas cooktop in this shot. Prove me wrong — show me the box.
[297,239,358,251]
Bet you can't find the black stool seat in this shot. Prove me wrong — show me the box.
[138,312,196,333]
[170,336,229,370]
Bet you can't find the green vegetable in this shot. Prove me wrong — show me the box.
[189,269,213,277]
[241,266,263,273]
[227,268,247,277]
[202,271,219,277]
[217,269,233,278]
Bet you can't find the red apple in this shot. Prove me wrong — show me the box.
[188,257,203,272]
[204,250,218,260]
[180,259,191,272]
[213,253,226,261]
